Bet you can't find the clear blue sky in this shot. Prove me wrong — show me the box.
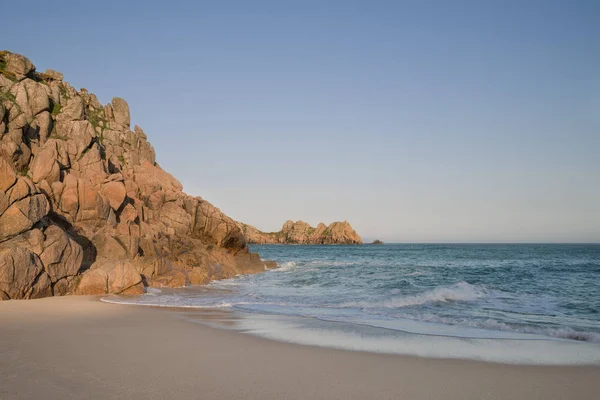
[3,0,599,242]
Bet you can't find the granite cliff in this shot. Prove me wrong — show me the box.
[239,220,362,245]
[0,51,273,300]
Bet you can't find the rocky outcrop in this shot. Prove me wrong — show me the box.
[371,240,384,245]
[0,51,275,300]
[239,220,362,245]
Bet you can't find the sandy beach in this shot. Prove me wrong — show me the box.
[0,296,598,400]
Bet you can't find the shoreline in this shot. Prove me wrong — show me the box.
[2,296,599,400]
[102,293,600,366]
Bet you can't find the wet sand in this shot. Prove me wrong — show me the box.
[1,296,599,400]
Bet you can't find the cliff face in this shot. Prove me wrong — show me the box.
[0,51,271,300]
[239,220,362,245]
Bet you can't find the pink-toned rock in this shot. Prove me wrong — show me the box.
[0,194,49,241]
[56,92,84,121]
[0,51,277,301]
[101,181,127,211]
[34,111,53,144]
[92,231,129,260]
[73,268,107,295]
[2,53,35,80]
[0,156,17,192]
[159,201,192,234]
[52,275,78,296]
[108,260,144,294]
[0,103,5,132]
[43,69,63,81]
[54,120,94,158]
[119,203,138,224]
[75,179,110,223]
[187,268,210,285]
[148,268,189,288]
[6,177,35,204]
[30,143,60,184]
[39,225,83,282]
[133,161,183,195]
[58,174,79,220]
[75,260,144,295]
[7,228,45,256]
[111,97,130,128]
[239,220,363,245]
[10,78,50,118]
[0,243,52,299]
[1,129,31,170]
[194,199,246,250]
[76,144,107,185]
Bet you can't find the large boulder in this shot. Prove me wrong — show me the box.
[111,97,130,128]
[75,143,107,185]
[0,193,49,242]
[39,225,83,282]
[10,79,50,119]
[56,175,110,226]
[75,260,144,295]
[92,231,129,260]
[43,69,63,81]
[54,120,95,159]
[0,243,52,299]
[193,199,246,251]
[56,94,85,121]
[2,52,35,80]
[27,110,53,145]
[133,161,183,196]
[30,142,60,184]
[159,201,192,234]
[101,181,126,211]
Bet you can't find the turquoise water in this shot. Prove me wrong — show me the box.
[105,244,600,364]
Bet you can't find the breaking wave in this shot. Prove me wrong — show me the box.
[341,282,485,309]
[273,261,297,272]
[102,244,600,362]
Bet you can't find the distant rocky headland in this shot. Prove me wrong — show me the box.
[238,220,362,245]
[0,51,280,300]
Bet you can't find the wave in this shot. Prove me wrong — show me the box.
[102,288,600,343]
[398,313,600,343]
[340,282,486,309]
[274,261,297,272]
[145,287,163,295]
[101,296,236,309]
[310,260,356,267]
[404,270,429,276]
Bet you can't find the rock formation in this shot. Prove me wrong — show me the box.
[371,239,384,245]
[239,220,362,245]
[0,51,273,300]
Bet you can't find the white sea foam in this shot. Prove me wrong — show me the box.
[229,313,600,365]
[341,282,485,309]
[101,298,232,309]
[398,313,600,343]
[274,261,297,272]
[310,260,356,267]
[404,270,429,276]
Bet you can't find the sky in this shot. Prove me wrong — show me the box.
[2,0,599,242]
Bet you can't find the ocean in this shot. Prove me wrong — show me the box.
[104,244,600,365]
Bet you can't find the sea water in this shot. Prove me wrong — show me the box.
[103,244,600,365]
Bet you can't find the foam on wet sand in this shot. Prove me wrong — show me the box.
[1,296,599,400]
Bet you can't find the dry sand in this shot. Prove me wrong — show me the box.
[1,296,599,400]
